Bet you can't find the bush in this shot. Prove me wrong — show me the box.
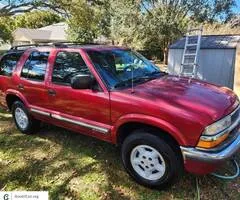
[138,48,163,61]
[0,50,6,56]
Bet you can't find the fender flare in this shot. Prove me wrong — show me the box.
[111,114,187,146]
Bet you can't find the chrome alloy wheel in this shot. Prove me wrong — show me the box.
[130,145,166,181]
[15,107,29,130]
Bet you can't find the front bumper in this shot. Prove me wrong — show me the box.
[180,131,240,163]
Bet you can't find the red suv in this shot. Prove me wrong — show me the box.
[0,44,239,189]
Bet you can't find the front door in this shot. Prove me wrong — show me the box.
[46,49,111,138]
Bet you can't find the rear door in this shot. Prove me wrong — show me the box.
[15,50,50,110]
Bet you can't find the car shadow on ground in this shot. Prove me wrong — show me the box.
[0,115,239,200]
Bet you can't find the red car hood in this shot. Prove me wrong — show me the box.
[124,75,238,123]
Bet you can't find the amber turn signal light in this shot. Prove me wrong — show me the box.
[197,133,229,149]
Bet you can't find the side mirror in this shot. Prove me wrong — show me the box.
[71,74,93,89]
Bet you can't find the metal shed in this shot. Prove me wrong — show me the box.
[168,35,240,96]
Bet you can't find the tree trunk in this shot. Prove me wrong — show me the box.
[163,47,168,65]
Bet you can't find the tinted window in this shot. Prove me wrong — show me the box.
[21,51,49,81]
[0,52,23,76]
[52,51,90,85]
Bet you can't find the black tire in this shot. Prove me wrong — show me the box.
[12,101,40,134]
[121,130,183,189]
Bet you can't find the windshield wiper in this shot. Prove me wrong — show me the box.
[146,70,166,76]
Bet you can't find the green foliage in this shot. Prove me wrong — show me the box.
[107,0,188,62]
[203,22,240,35]
[0,17,14,42]
[106,0,237,62]
[140,2,189,62]
[66,0,109,42]
[109,0,143,48]
[14,11,62,29]
[0,50,6,56]
[66,1,99,42]
[50,0,237,61]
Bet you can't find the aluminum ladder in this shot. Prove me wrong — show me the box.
[179,27,203,78]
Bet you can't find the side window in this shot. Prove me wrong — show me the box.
[0,53,23,76]
[21,51,49,81]
[52,51,90,85]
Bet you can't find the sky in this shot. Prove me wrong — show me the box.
[233,0,240,14]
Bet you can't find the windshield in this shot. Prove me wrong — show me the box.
[86,49,163,89]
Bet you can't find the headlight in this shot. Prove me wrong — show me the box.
[197,115,232,149]
[197,100,239,149]
[203,115,231,136]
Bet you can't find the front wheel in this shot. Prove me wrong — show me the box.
[121,130,183,189]
[12,101,40,134]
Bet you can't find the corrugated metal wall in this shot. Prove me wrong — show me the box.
[168,49,236,89]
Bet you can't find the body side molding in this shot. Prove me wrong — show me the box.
[30,107,109,134]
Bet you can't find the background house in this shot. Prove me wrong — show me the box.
[0,39,11,51]
[168,35,240,96]
[12,22,68,45]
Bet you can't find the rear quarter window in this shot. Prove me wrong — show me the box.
[0,52,23,76]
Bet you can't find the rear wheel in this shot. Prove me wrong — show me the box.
[12,101,40,134]
[121,130,183,189]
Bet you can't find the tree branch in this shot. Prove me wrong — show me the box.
[0,0,68,17]
[0,1,37,17]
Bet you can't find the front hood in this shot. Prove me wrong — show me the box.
[125,75,238,123]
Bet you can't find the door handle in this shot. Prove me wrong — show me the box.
[17,84,24,91]
[48,89,56,96]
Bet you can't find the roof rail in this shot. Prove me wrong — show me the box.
[10,44,52,50]
[9,41,105,51]
[53,42,101,47]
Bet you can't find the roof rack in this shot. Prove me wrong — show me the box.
[10,44,52,51]
[9,42,106,51]
[53,42,102,47]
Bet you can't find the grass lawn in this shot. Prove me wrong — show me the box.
[0,108,239,200]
